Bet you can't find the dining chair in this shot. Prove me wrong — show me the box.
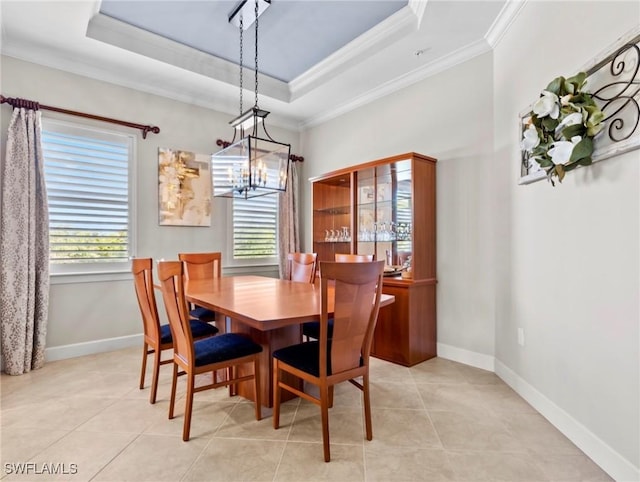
[178,252,222,325]
[302,252,374,341]
[273,260,384,462]
[287,252,317,284]
[334,253,374,262]
[157,260,263,441]
[132,258,219,404]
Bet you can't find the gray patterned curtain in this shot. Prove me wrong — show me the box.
[0,106,50,375]
[278,160,299,279]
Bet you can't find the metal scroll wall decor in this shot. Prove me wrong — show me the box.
[520,28,640,184]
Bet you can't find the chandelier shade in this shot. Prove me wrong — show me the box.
[212,135,290,199]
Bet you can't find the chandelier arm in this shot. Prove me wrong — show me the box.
[254,0,259,110]
[239,16,243,116]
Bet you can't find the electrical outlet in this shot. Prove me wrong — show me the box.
[517,328,525,346]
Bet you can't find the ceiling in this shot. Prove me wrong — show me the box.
[0,0,513,130]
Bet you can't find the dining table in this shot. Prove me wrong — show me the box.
[185,275,394,407]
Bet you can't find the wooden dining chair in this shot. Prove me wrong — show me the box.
[157,260,263,441]
[302,252,374,341]
[334,253,374,262]
[178,252,222,324]
[273,260,384,462]
[132,258,218,404]
[287,252,318,284]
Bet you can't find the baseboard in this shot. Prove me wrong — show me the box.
[495,359,639,482]
[437,342,496,371]
[44,334,142,362]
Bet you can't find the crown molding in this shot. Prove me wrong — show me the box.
[301,38,492,129]
[289,4,420,101]
[485,0,527,48]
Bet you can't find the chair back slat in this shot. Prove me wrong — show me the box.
[158,261,194,366]
[132,258,161,341]
[179,252,222,281]
[288,252,317,283]
[319,261,384,375]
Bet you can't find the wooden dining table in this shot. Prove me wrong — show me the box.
[185,275,394,407]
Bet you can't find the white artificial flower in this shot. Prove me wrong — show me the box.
[560,94,573,106]
[554,112,583,138]
[522,115,532,126]
[520,124,540,152]
[532,90,560,119]
[547,136,581,165]
[528,157,542,173]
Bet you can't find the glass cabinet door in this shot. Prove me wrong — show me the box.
[356,159,412,268]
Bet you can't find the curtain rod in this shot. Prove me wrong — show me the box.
[216,139,304,162]
[0,95,161,139]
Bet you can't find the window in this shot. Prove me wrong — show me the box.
[41,119,135,277]
[211,158,279,265]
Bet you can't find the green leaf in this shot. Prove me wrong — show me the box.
[542,116,559,132]
[546,76,564,95]
[569,137,593,163]
[579,156,593,166]
[566,72,587,90]
[537,158,553,168]
[563,80,575,95]
[587,123,604,137]
[586,108,605,126]
[562,124,585,140]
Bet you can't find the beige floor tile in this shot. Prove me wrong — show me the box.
[288,403,364,445]
[0,427,68,468]
[365,443,455,481]
[0,349,612,482]
[474,383,537,414]
[535,453,613,481]
[1,396,116,431]
[447,449,550,481]
[417,382,490,414]
[92,434,207,481]
[503,412,583,455]
[274,441,364,481]
[370,381,424,409]
[74,398,167,434]
[430,410,525,452]
[369,357,414,383]
[216,400,296,440]
[144,400,236,439]
[4,431,137,481]
[183,438,285,481]
[455,363,502,385]
[409,358,469,384]
[371,408,441,448]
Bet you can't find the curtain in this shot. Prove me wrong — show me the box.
[0,106,50,375]
[278,161,300,279]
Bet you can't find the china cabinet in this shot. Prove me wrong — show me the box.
[310,152,437,366]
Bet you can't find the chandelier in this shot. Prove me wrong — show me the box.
[212,0,291,199]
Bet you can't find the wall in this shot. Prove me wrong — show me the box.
[301,52,497,362]
[492,1,639,479]
[0,56,297,356]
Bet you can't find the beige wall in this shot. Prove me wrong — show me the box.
[301,52,497,359]
[0,56,297,350]
[492,1,639,474]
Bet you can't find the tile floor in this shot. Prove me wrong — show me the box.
[0,347,612,481]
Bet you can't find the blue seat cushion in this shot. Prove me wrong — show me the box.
[301,319,334,340]
[273,341,331,377]
[159,320,218,344]
[194,333,262,367]
[190,305,217,322]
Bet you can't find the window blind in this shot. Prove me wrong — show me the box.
[212,157,279,260]
[42,128,130,265]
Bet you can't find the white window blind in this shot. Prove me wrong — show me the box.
[212,157,279,262]
[41,119,134,275]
